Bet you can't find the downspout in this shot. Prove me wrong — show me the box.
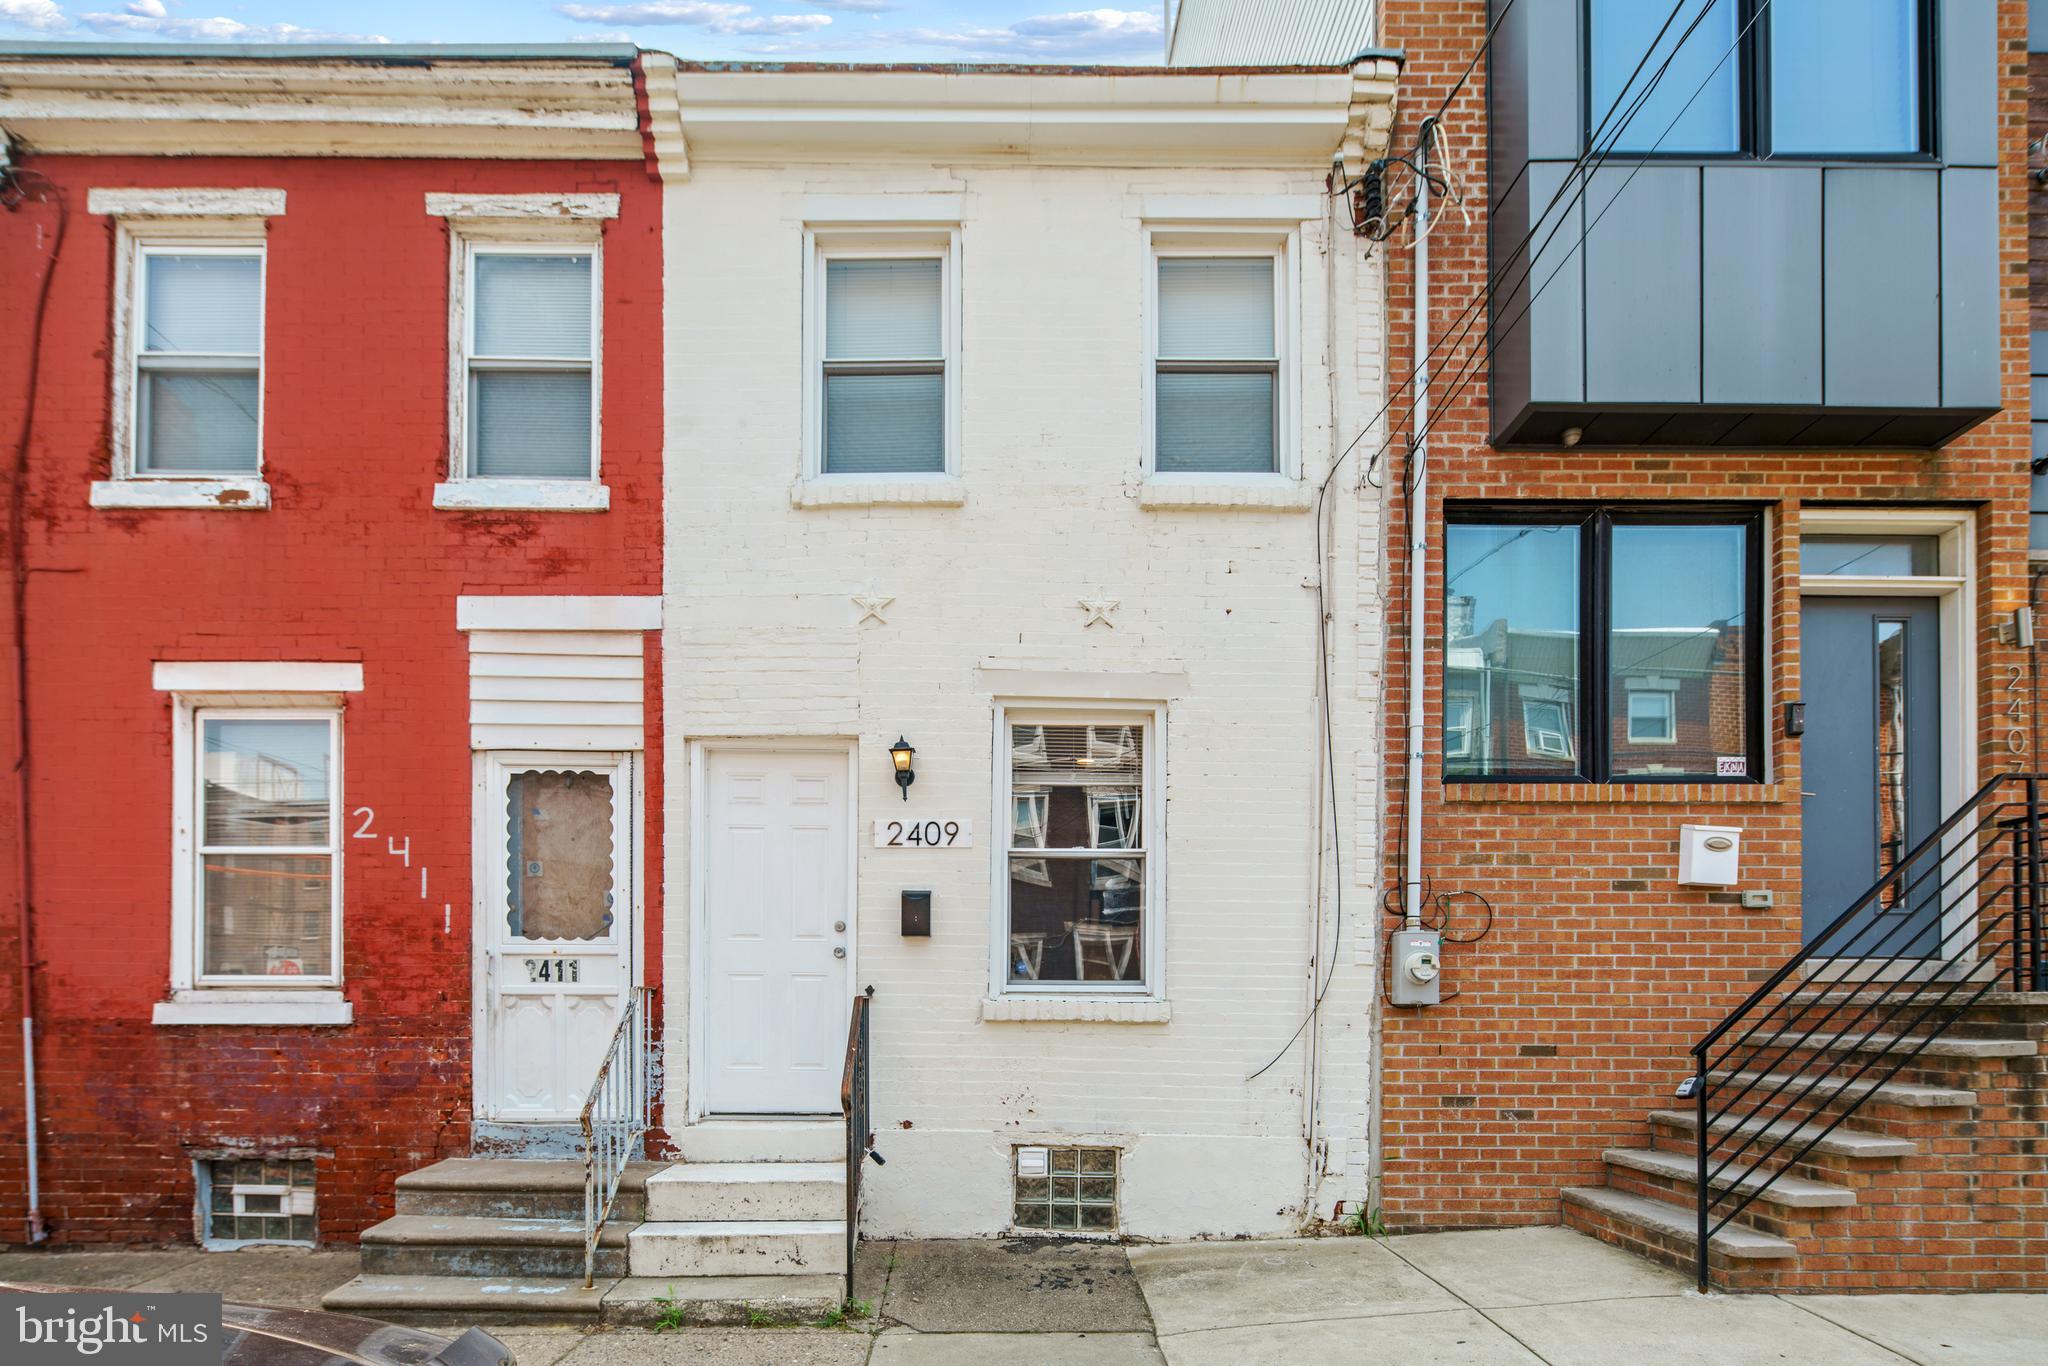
[1402,124,1431,932]
[3,142,65,1246]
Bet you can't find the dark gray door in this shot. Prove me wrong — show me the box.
[1800,596,1943,955]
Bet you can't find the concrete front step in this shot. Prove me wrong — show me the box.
[359,1214,629,1279]
[674,1119,842,1164]
[1650,1109,1916,1160]
[1563,1186,1797,1261]
[602,1274,844,1327]
[322,1273,609,1327]
[1757,1029,2038,1060]
[1711,1070,1976,1111]
[645,1161,846,1222]
[392,1158,658,1221]
[1603,1147,1856,1210]
[629,1219,844,1277]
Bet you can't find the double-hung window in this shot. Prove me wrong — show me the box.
[997,711,1160,993]
[1588,0,1930,158]
[131,246,265,475]
[1152,254,1280,474]
[1444,506,1762,782]
[820,255,948,475]
[193,711,342,984]
[462,245,598,482]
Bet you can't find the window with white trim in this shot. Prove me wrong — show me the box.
[1626,687,1677,744]
[459,242,599,482]
[130,245,265,476]
[1151,251,1281,475]
[192,710,342,985]
[997,711,1159,993]
[1444,695,1477,760]
[818,252,949,475]
[1522,696,1575,761]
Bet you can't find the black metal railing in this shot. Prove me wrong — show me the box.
[1689,772,2045,1291]
[841,985,882,1303]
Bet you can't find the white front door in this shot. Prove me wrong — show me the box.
[479,752,635,1122]
[701,746,851,1115]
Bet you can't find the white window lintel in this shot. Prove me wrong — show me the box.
[153,661,363,694]
[426,192,619,221]
[90,188,286,219]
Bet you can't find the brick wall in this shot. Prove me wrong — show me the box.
[660,158,1389,1237]
[1374,0,2034,1230]
[0,154,663,1246]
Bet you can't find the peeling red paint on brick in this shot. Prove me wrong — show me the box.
[0,154,663,1246]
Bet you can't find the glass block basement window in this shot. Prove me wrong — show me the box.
[203,1158,316,1246]
[1013,1146,1118,1232]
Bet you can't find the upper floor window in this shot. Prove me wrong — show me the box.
[821,256,948,475]
[1589,0,1928,158]
[132,246,265,475]
[1445,506,1762,783]
[461,245,598,482]
[1152,254,1280,474]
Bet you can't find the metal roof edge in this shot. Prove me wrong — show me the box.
[0,41,640,63]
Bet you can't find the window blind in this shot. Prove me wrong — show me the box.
[1157,257,1273,360]
[143,254,261,356]
[474,254,592,359]
[826,258,942,360]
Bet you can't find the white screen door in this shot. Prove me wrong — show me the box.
[480,752,634,1122]
[701,747,851,1114]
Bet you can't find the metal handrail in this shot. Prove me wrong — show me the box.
[582,984,655,1289]
[1687,773,2045,1292]
[841,986,881,1303]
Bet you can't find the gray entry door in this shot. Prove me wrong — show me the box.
[1800,596,1943,955]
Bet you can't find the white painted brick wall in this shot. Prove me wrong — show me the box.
[663,160,1387,1237]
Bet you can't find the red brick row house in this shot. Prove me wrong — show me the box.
[0,44,670,1250]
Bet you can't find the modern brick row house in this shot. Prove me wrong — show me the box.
[1355,0,2042,1291]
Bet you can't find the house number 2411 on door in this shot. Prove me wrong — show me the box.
[873,819,973,848]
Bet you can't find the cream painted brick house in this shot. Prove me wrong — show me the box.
[648,55,1400,1256]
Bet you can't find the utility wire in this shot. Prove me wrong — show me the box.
[1246,0,1709,1085]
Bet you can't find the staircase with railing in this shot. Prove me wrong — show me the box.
[583,984,657,1287]
[1562,774,2048,1293]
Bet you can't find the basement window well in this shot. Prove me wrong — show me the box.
[199,1158,316,1248]
[1013,1145,1118,1232]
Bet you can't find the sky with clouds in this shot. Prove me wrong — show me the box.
[0,0,1175,62]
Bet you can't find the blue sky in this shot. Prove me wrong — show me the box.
[0,0,1173,62]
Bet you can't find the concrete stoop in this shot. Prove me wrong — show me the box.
[1561,1001,2046,1292]
[324,1123,850,1327]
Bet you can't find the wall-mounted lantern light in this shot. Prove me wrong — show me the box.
[889,737,916,801]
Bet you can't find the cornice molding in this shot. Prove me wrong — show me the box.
[668,64,1401,168]
[0,55,642,159]
[637,50,690,183]
[1341,56,1401,181]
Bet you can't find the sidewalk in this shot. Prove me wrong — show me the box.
[4,1226,2045,1364]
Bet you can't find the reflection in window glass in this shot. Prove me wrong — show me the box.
[1799,535,1938,577]
[1770,0,1920,155]
[1589,0,1740,153]
[1006,723,1144,986]
[506,770,615,942]
[1444,523,1581,777]
[1610,524,1748,777]
[199,716,334,979]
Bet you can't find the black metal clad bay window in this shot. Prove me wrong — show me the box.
[1588,0,1932,159]
[1444,506,1764,783]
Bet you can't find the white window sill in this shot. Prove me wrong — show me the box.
[433,480,609,512]
[791,476,966,509]
[91,479,270,511]
[153,990,352,1027]
[980,997,1170,1024]
[1137,477,1314,511]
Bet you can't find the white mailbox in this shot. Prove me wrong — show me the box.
[1677,824,1742,887]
